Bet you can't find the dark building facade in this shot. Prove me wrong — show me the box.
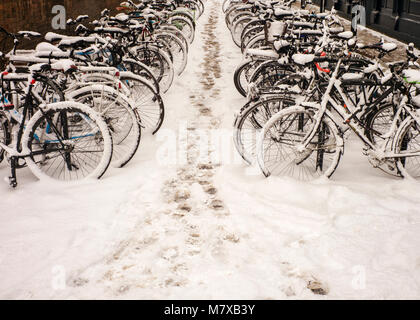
[0,0,123,35]
[0,0,123,54]
[312,0,420,47]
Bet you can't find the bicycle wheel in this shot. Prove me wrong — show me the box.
[0,113,10,164]
[135,46,174,93]
[233,59,262,97]
[32,75,65,104]
[393,115,420,179]
[189,0,204,18]
[234,95,297,164]
[119,73,165,134]
[253,67,309,95]
[232,15,253,47]
[365,103,396,144]
[225,6,249,28]
[241,24,264,53]
[244,33,266,52]
[257,106,343,180]
[223,0,231,12]
[171,9,196,27]
[156,37,175,68]
[110,103,141,168]
[120,59,160,93]
[169,16,195,44]
[160,25,189,53]
[67,85,141,167]
[132,47,164,86]
[197,0,205,17]
[155,31,188,76]
[240,19,263,43]
[24,102,113,181]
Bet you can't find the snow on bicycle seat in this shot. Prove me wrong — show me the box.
[46,32,99,45]
[28,59,76,73]
[403,69,420,83]
[337,31,354,39]
[94,26,129,34]
[246,48,280,59]
[292,53,315,65]
[357,40,397,52]
[274,8,293,17]
[36,42,63,52]
[34,42,69,58]
[49,59,77,72]
[114,13,130,22]
[45,32,68,42]
[328,26,345,34]
[381,42,397,52]
[17,31,41,38]
[363,63,379,74]
[58,36,99,47]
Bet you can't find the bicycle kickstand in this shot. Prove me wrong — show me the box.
[9,156,18,188]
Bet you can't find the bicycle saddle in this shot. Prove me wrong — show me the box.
[46,32,70,42]
[292,53,314,65]
[34,42,70,58]
[94,26,129,34]
[336,31,354,39]
[357,41,397,53]
[274,8,293,17]
[17,31,41,38]
[35,42,64,53]
[403,69,420,84]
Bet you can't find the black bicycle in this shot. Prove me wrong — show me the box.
[0,68,113,187]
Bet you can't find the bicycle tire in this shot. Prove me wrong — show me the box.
[256,106,343,180]
[24,102,113,181]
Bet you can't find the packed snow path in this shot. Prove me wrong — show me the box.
[0,0,420,299]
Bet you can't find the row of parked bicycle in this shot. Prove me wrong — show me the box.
[0,0,205,187]
[225,0,420,181]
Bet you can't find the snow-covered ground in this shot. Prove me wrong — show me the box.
[1,0,420,299]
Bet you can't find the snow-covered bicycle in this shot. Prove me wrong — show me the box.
[0,71,113,187]
[256,54,420,181]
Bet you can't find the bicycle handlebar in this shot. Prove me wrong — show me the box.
[0,26,14,39]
